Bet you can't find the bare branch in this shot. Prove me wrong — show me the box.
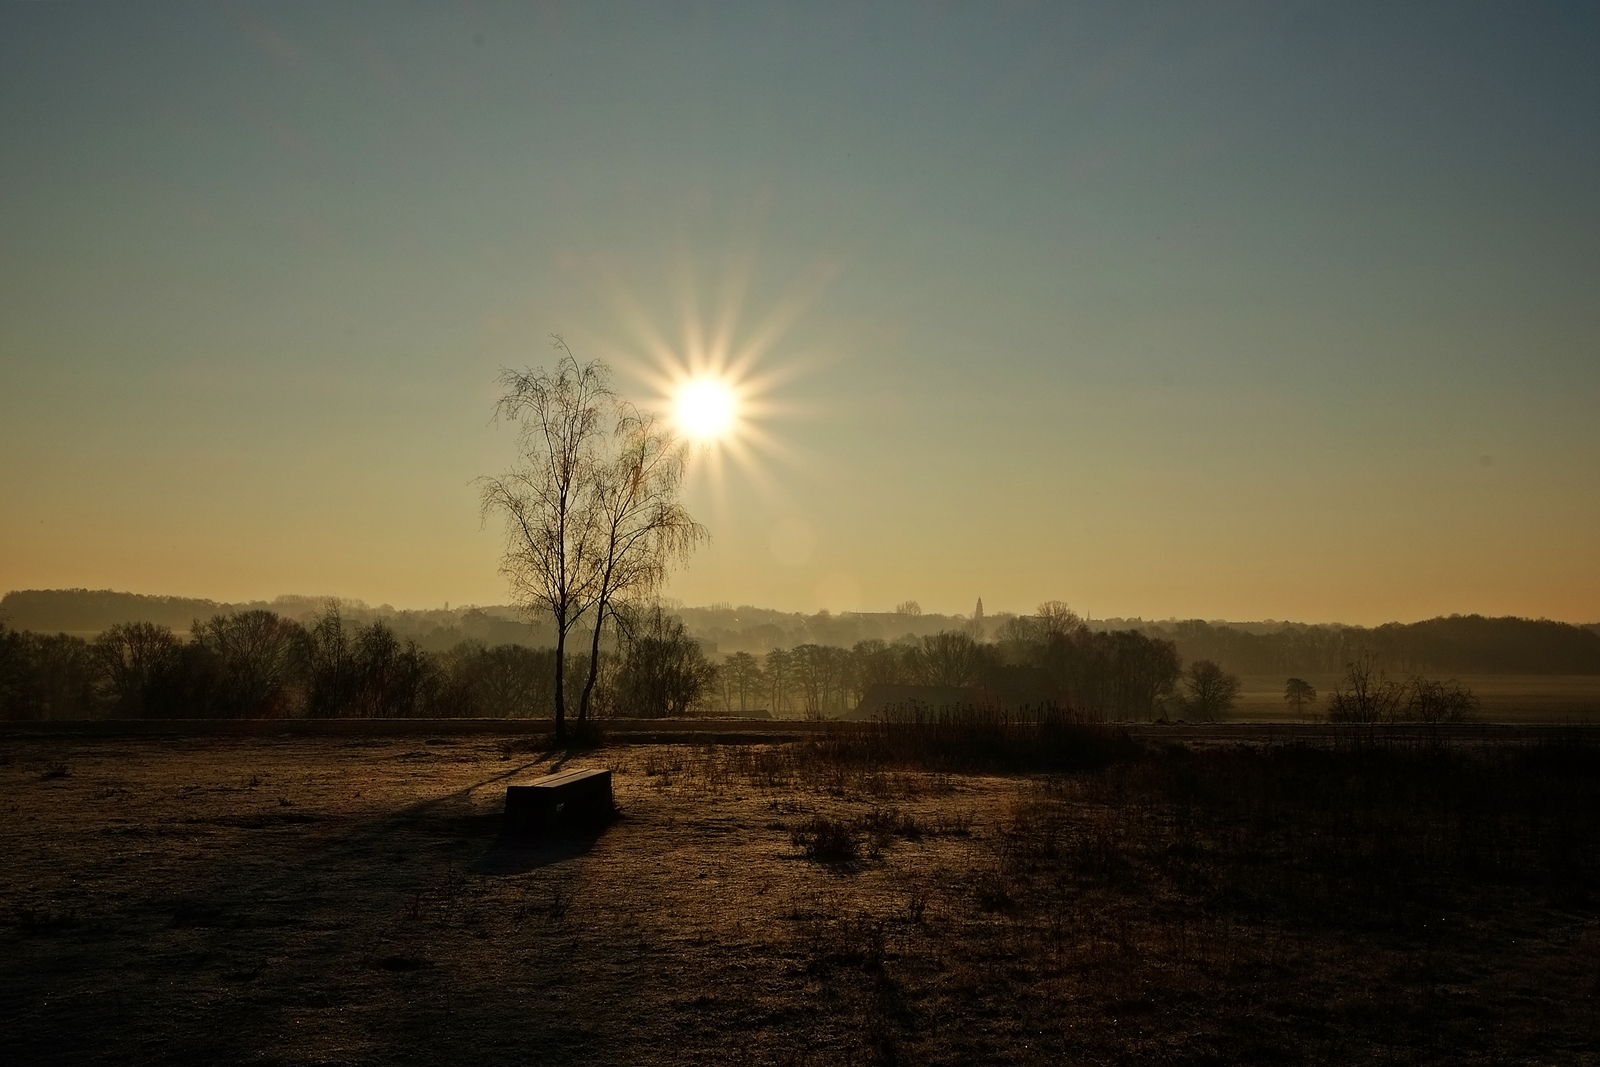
[480,341,706,735]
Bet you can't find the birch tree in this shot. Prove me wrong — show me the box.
[481,338,706,740]
[574,406,707,724]
[479,340,610,745]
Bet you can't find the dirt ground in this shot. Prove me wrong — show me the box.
[2,733,1597,1066]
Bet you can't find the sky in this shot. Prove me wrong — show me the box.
[2,1,1597,625]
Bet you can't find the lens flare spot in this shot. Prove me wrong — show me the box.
[675,378,737,441]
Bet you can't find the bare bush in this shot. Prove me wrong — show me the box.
[1327,653,1478,724]
[791,815,859,862]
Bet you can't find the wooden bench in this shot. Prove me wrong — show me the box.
[503,768,613,835]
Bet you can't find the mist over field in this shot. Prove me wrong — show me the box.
[6,587,1599,724]
[8,587,1600,671]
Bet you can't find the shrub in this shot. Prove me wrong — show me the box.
[792,815,859,862]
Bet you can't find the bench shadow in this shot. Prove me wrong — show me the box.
[471,812,624,875]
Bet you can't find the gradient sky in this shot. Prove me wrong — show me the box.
[2,1,1597,625]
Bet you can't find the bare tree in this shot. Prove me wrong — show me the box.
[92,622,184,717]
[306,602,357,718]
[765,647,792,717]
[849,639,904,703]
[919,630,987,687]
[790,643,833,719]
[723,651,764,712]
[1325,655,1477,725]
[613,604,715,717]
[1404,675,1478,723]
[1180,659,1241,722]
[479,339,611,745]
[574,405,707,726]
[1326,652,1404,724]
[1036,600,1083,640]
[192,610,308,718]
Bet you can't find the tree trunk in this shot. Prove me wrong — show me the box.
[578,603,607,725]
[552,621,569,746]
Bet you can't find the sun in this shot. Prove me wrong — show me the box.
[587,245,839,520]
[674,377,737,442]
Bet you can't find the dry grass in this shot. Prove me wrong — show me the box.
[1,730,1597,1065]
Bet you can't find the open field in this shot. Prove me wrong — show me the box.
[3,729,1598,1065]
[1232,675,1600,722]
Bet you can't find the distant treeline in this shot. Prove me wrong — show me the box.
[0,589,965,652]
[703,610,1600,678]
[0,589,550,652]
[5,589,1598,680]
[0,605,1183,723]
[3,599,1498,724]
[718,622,1181,721]
[1141,616,1600,676]
[0,605,715,722]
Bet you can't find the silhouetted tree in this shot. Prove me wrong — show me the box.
[1284,677,1317,718]
[614,606,713,717]
[306,603,358,717]
[480,340,612,744]
[1109,631,1183,720]
[1036,601,1081,640]
[987,610,1178,721]
[575,402,705,727]
[0,624,31,719]
[93,622,185,717]
[994,614,1047,659]
[343,621,439,717]
[1326,652,1404,724]
[790,643,833,718]
[850,638,908,702]
[1,624,97,720]
[1403,675,1478,723]
[723,651,764,711]
[1180,659,1241,722]
[482,644,558,718]
[483,339,705,740]
[919,631,988,687]
[1324,653,1479,725]
[765,647,793,717]
[191,610,307,718]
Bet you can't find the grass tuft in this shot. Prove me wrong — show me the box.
[792,814,859,862]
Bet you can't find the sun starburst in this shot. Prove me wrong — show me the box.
[582,250,839,519]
